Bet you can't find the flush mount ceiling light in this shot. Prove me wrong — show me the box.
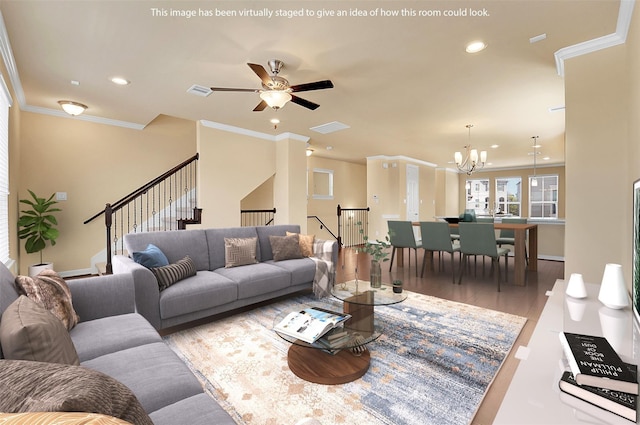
[306,148,314,157]
[58,100,87,116]
[465,41,487,53]
[110,76,130,86]
[454,124,487,175]
[259,90,292,109]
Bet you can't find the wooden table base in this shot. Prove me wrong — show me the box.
[287,344,370,385]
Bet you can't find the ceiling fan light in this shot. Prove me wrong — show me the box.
[58,100,87,116]
[260,90,292,109]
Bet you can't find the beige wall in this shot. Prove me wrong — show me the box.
[435,168,459,217]
[241,176,274,210]
[306,156,366,242]
[564,42,629,285]
[17,113,196,275]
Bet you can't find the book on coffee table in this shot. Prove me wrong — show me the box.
[274,307,351,344]
[558,332,639,395]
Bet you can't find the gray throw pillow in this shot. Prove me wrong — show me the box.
[224,237,258,268]
[150,256,197,291]
[269,234,304,261]
[0,296,80,365]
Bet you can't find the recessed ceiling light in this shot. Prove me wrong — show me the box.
[543,156,550,160]
[111,77,130,86]
[465,41,487,53]
[270,118,280,124]
[326,146,333,151]
[491,144,499,149]
[70,80,80,86]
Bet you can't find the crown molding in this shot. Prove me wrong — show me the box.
[22,104,146,129]
[367,155,437,168]
[555,0,635,76]
[200,120,308,142]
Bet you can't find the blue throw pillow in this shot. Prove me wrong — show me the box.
[132,244,169,268]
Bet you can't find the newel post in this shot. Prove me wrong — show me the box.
[105,203,113,275]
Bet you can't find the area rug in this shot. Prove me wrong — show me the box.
[163,291,526,425]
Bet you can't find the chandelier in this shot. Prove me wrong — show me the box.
[454,124,487,175]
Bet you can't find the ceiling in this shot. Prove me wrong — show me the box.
[0,0,625,169]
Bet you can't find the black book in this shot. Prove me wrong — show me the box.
[559,332,639,395]
[559,364,637,422]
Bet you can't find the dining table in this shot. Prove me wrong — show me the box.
[404,221,538,286]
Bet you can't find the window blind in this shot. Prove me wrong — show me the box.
[0,74,12,265]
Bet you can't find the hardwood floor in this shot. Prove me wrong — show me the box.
[335,247,565,425]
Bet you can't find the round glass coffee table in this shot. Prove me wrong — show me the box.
[273,300,381,385]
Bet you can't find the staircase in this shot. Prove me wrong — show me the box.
[85,154,201,274]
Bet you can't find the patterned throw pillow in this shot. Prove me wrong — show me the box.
[224,237,258,268]
[14,269,79,330]
[150,256,197,291]
[269,234,304,261]
[286,231,315,257]
[0,296,80,365]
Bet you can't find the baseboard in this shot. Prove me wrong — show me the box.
[58,267,97,278]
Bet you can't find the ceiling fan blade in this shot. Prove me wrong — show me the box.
[253,100,268,111]
[247,63,272,86]
[290,95,320,110]
[210,87,260,93]
[290,80,334,92]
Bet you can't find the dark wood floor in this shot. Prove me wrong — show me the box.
[335,247,565,425]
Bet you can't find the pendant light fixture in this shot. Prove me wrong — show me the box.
[454,124,487,175]
[531,136,539,187]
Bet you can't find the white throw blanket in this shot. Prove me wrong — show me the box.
[310,239,335,298]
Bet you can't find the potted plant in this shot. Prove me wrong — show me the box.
[17,190,61,276]
[356,221,391,288]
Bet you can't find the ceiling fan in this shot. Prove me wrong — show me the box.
[210,59,334,111]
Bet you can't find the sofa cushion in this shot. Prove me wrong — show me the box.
[149,393,236,425]
[0,412,134,424]
[158,272,237,320]
[286,231,315,257]
[151,256,197,291]
[82,342,203,414]
[269,234,303,261]
[15,269,79,330]
[0,296,79,365]
[255,225,301,261]
[124,230,210,271]
[71,313,162,363]
[0,359,152,425]
[206,227,260,270]
[265,258,316,286]
[224,237,258,268]
[215,263,291,299]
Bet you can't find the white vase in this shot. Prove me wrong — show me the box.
[28,262,53,277]
[565,273,587,299]
[597,263,629,309]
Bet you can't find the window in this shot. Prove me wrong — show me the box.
[465,178,489,214]
[529,175,558,218]
[0,75,11,265]
[311,168,334,200]
[495,177,521,216]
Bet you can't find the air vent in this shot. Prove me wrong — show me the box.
[187,84,213,97]
[310,121,350,134]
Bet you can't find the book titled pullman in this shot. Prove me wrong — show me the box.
[559,364,637,422]
[559,332,639,395]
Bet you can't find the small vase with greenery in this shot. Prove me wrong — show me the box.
[18,190,61,270]
[356,221,391,288]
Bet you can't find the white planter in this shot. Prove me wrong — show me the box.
[28,263,54,277]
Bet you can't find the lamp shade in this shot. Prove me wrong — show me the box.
[598,263,629,309]
[259,90,292,109]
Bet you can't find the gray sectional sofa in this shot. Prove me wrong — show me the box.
[113,225,338,330]
[0,261,235,425]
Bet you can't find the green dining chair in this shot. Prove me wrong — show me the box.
[496,218,528,265]
[457,222,510,291]
[419,221,460,283]
[387,220,422,277]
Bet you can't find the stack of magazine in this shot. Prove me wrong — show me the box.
[558,332,638,422]
[274,306,351,345]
